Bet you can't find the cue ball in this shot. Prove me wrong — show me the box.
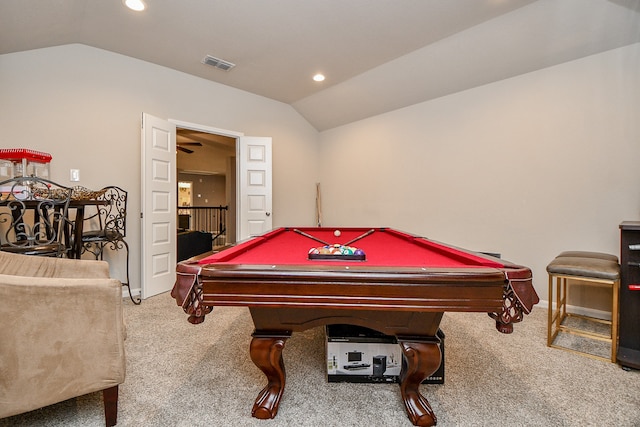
[334,230,341,237]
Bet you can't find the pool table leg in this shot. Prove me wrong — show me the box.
[249,333,291,420]
[398,338,442,427]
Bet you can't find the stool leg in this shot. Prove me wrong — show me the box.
[548,274,554,346]
[559,277,567,324]
[555,277,563,331]
[611,279,620,362]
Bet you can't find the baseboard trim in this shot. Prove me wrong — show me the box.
[537,299,612,321]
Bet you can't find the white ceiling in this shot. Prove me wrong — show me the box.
[2,0,639,131]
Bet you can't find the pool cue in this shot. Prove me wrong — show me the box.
[316,182,322,227]
[343,229,375,246]
[293,228,330,245]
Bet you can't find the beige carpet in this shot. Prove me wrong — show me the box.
[2,292,639,426]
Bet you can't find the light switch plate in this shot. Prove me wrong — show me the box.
[70,169,80,182]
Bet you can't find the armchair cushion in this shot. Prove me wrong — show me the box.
[0,251,125,420]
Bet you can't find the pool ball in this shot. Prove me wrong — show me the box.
[334,230,341,237]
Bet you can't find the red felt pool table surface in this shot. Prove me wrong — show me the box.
[198,227,505,269]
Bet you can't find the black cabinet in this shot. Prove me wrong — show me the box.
[177,230,213,262]
[618,221,640,369]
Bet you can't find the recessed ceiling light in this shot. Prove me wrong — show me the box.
[123,0,145,11]
[313,74,325,82]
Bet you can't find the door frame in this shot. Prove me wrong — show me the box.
[171,120,244,140]
[171,118,244,240]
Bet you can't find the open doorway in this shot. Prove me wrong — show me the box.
[176,127,237,260]
[141,114,273,298]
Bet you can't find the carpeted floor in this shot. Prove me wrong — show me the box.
[2,292,639,426]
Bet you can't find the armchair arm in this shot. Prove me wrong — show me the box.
[0,250,111,279]
[0,274,125,419]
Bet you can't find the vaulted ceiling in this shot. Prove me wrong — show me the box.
[2,0,639,131]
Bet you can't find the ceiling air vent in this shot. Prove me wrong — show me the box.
[202,55,236,71]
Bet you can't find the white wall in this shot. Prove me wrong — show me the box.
[318,43,640,310]
[0,44,320,294]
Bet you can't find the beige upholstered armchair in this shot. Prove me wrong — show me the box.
[0,251,126,426]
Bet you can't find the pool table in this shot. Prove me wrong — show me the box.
[172,227,538,426]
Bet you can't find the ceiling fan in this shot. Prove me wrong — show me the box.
[177,142,202,154]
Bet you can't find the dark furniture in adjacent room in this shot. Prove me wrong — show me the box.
[619,221,640,369]
[178,214,190,230]
[172,227,539,427]
[177,230,212,262]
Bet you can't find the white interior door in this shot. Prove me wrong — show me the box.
[141,113,176,298]
[238,136,272,240]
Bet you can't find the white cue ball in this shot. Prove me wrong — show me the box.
[334,230,341,237]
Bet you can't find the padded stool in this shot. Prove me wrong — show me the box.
[547,251,620,362]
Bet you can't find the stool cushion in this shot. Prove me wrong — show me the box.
[556,251,619,263]
[546,256,620,280]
